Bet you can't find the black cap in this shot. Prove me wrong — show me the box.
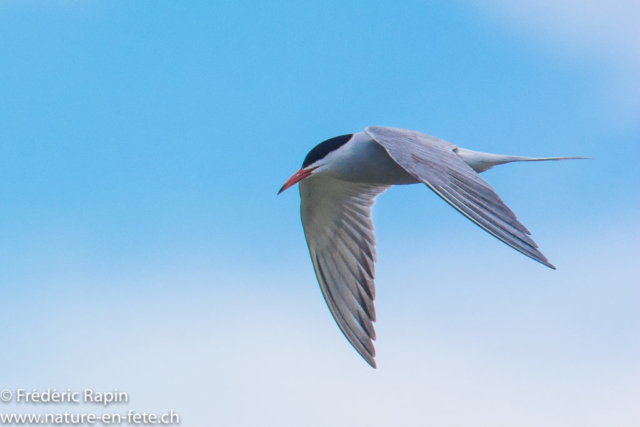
[302,134,353,168]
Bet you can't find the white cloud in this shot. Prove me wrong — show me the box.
[467,0,640,126]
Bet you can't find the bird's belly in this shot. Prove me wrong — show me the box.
[326,134,420,185]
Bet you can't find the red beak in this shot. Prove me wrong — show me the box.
[278,167,317,194]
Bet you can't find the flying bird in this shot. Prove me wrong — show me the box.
[278,126,584,368]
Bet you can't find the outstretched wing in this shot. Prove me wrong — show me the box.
[300,175,391,368]
[365,126,555,269]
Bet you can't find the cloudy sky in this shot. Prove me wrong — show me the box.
[0,1,637,426]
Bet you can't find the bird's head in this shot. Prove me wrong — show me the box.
[278,133,353,194]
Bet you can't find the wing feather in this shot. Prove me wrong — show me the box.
[300,176,390,368]
[365,126,555,269]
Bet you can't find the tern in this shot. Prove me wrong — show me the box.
[279,126,584,368]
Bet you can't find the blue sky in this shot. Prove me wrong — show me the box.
[0,1,638,426]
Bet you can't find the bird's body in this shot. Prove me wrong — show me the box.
[279,126,585,368]
[314,132,419,185]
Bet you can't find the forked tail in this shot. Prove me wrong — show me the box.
[455,147,590,173]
